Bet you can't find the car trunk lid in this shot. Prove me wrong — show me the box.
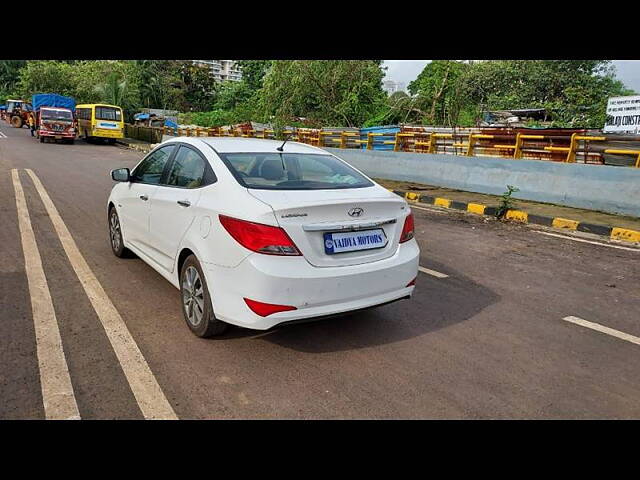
[249,186,409,267]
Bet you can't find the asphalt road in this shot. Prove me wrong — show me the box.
[1,123,639,419]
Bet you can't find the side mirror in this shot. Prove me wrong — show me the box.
[111,168,130,182]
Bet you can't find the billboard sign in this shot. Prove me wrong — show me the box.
[604,95,640,134]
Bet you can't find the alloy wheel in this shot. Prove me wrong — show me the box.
[110,211,122,252]
[182,266,205,327]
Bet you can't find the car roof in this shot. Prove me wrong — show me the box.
[166,136,326,155]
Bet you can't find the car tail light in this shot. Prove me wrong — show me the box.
[244,298,297,317]
[219,215,301,256]
[399,212,415,243]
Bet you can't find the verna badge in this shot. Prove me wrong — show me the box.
[348,207,364,217]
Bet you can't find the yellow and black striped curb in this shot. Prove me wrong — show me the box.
[393,189,640,244]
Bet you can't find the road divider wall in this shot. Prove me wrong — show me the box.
[325,148,640,217]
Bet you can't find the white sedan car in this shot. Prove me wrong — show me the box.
[108,137,419,337]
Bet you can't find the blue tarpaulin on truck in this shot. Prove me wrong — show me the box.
[32,93,76,112]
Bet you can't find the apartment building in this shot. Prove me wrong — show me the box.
[193,60,243,82]
[383,79,405,95]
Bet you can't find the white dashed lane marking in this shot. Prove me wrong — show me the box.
[563,316,640,347]
[535,231,640,252]
[418,266,449,278]
[11,169,80,420]
[26,168,178,420]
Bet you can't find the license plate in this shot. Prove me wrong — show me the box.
[323,228,387,255]
[55,135,61,139]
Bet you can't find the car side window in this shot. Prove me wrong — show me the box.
[131,145,175,184]
[166,146,207,189]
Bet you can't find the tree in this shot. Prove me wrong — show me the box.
[407,60,469,125]
[0,60,26,93]
[136,60,182,111]
[459,60,633,127]
[173,61,218,112]
[16,61,76,98]
[259,60,386,127]
[236,60,272,91]
[94,72,128,108]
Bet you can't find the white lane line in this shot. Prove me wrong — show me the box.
[11,169,80,420]
[563,316,640,346]
[409,204,450,215]
[0,131,7,138]
[25,169,178,420]
[534,230,639,252]
[419,266,449,278]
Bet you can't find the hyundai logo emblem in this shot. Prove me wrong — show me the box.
[348,207,364,217]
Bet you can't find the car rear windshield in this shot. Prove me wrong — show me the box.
[41,109,73,121]
[218,152,374,190]
[95,106,122,122]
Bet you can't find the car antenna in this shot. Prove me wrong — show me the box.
[276,131,291,152]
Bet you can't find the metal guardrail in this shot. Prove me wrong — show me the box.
[159,125,640,168]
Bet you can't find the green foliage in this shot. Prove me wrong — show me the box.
[236,60,272,91]
[16,60,77,98]
[5,60,636,132]
[459,60,633,128]
[173,61,218,112]
[93,72,126,105]
[0,60,26,93]
[496,185,520,219]
[178,109,236,128]
[368,60,635,129]
[407,60,469,126]
[259,60,386,127]
[136,60,182,111]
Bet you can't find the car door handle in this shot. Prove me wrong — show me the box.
[177,200,191,207]
[139,195,148,201]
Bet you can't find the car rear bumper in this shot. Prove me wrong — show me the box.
[203,239,419,330]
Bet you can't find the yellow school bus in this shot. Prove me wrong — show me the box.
[76,103,124,143]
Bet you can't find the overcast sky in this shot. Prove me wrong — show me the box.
[383,60,640,94]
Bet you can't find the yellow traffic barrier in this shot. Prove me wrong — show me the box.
[604,149,640,168]
[157,125,640,169]
[515,134,545,159]
[465,133,494,156]
[576,135,606,141]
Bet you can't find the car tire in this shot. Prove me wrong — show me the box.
[180,255,228,338]
[39,136,45,143]
[108,207,131,258]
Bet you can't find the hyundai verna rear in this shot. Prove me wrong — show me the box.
[108,137,419,337]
